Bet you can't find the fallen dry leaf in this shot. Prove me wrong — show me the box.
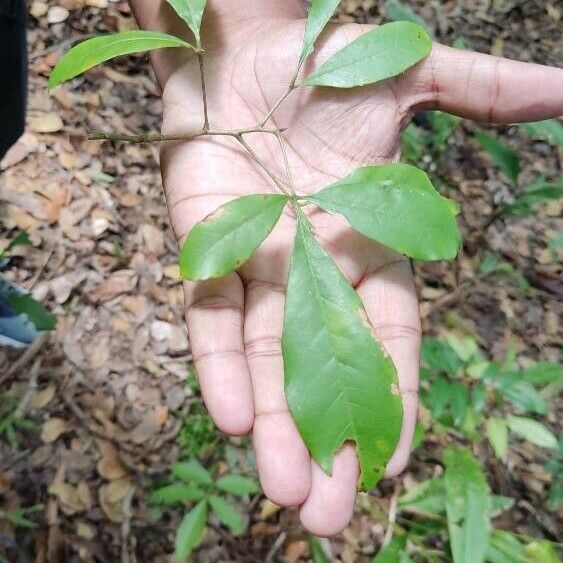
[95,438,129,480]
[99,479,133,523]
[48,481,91,515]
[41,417,70,443]
[32,384,57,410]
[86,270,138,303]
[29,113,64,133]
[126,405,169,444]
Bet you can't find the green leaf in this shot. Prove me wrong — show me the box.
[507,416,557,450]
[304,21,431,88]
[179,194,288,281]
[421,337,463,375]
[385,0,432,36]
[166,0,208,45]
[175,500,207,562]
[443,445,491,563]
[3,232,31,258]
[309,536,332,563]
[208,495,245,535]
[489,495,514,517]
[282,216,402,490]
[215,475,259,497]
[475,131,520,185]
[520,119,563,147]
[299,0,341,64]
[5,292,57,331]
[151,483,206,505]
[49,31,193,89]
[486,417,508,462]
[486,530,526,563]
[371,536,407,563]
[171,460,213,485]
[309,163,461,261]
[524,541,560,563]
[399,477,445,515]
[450,382,468,427]
[429,111,460,151]
[499,381,547,415]
[502,179,563,217]
[521,362,562,386]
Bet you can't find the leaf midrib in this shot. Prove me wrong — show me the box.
[62,33,187,76]
[298,219,370,443]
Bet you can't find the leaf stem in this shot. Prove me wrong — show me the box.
[234,135,291,197]
[260,60,304,128]
[275,130,296,196]
[197,50,210,131]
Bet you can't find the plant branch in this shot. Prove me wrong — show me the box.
[260,86,297,128]
[197,51,210,131]
[88,126,281,144]
[260,62,303,127]
[275,130,296,196]
[235,135,290,197]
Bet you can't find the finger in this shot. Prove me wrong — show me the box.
[409,43,563,123]
[244,280,312,506]
[185,275,254,436]
[355,260,421,478]
[299,444,359,537]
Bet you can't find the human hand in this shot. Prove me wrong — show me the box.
[133,0,563,536]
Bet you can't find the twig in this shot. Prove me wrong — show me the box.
[260,86,296,128]
[260,62,303,127]
[275,130,296,195]
[121,486,136,563]
[197,51,210,131]
[235,135,290,196]
[14,358,42,418]
[0,333,48,387]
[265,531,287,562]
[88,126,280,144]
[382,484,401,548]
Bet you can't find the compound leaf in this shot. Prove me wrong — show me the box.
[444,445,491,563]
[300,0,341,64]
[475,131,520,185]
[283,216,402,490]
[171,460,213,485]
[175,500,207,562]
[309,163,460,261]
[167,0,208,45]
[304,21,431,88]
[49,31,193,89]
[507,416,557,450]
[215,475,259,497]
[208,495,245,535]
[179,195,288,281]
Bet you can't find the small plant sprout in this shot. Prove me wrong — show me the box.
[151,459,259,560]
[49,0,463,490]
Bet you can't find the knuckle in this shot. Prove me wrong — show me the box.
[245,335,282,361]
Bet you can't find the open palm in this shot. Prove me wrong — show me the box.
[136,0,563,535]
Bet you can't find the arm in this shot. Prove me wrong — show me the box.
[126,0,562,537]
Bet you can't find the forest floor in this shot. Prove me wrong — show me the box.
[0,1,561,561]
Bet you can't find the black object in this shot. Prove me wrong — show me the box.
[0,0,27,160]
